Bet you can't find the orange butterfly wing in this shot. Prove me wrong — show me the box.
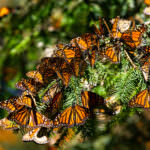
[37,58,57,83]
[70,33,99,52]
[111,17,122,39]
[56,69,72,87]
[8,106,52,128]
[121,25,147,49]
[16,91,35,108]
[39,57,72,86]
[70,58,87,77]
[55,45,76,63]
[81,91,104,109]
[56,104,88,127]
[88,49,96,67]
[70,47,87,76]
[15,78,43,94]
[51,58,72,86]
[42,82,61,103]
[145,0,150,5]
[26,71,44,84]
[0,97,22,113]
[46,92,63,117]
[70,37,88,51]
[129,89,150,108]
[104,46,120,63]
[56,43,65,50]
[141,57,150,81]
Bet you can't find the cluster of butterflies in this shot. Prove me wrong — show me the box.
[0,13,150,144]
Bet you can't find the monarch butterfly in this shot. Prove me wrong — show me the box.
[55,104,89,127]
[0,7,10,17]
[45,91,63,117]
[70,36,88,52]
[103,46,120,63]
[22,127,49,144]
[141,56,150,82]
[81,91,104,109]
[0,97,22,113]
[8,105,53,128]
[121,25,147,49]
[26,70,44,84]
[54,63,72,87]
[36,59,57,83]
[71,58,87,77]
[70,33,99,52]
[70,48,87,76]
[39,57,72,86]
[42,82,61,103]
[129,88,150,108]
[54,44,76,63]
[0,118,20,130]
[16,91,36,108]
[145,0,150,5]
[15,78,43,94]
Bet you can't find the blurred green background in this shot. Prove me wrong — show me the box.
[0,0,150,149]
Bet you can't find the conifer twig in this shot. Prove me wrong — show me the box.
[124,50,137,69]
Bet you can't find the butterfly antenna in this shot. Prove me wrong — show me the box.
[124,50,137,69]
